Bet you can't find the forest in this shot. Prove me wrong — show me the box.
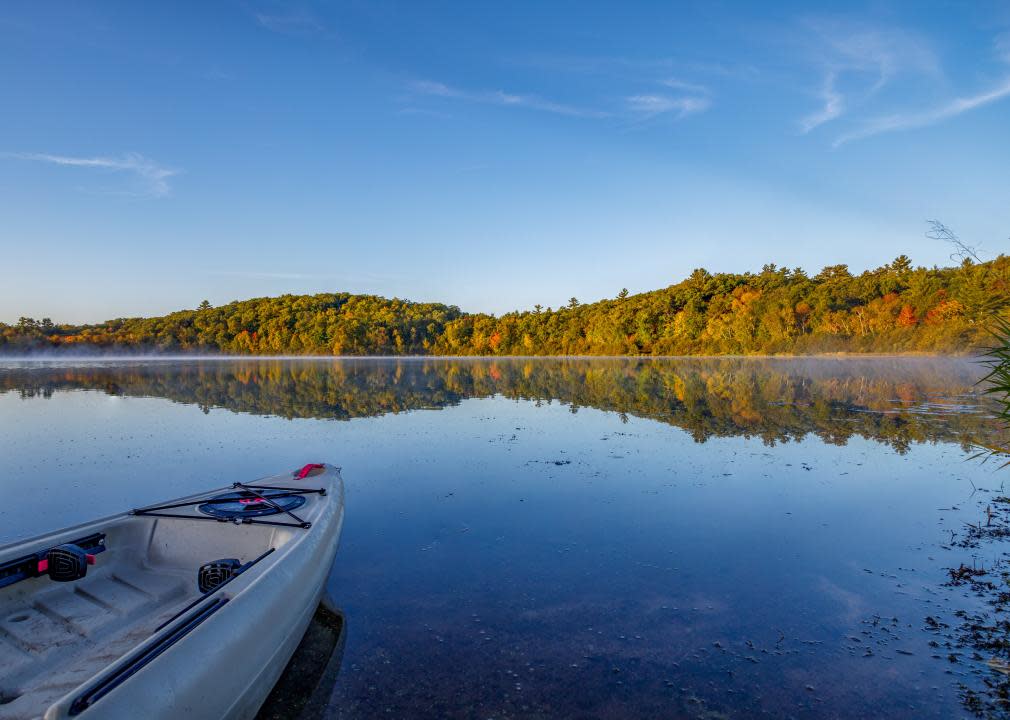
[2,254,1008,356]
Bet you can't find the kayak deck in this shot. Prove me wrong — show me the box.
[0,562,194,718]
[0,514,287,720]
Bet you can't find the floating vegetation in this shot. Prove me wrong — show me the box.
[940,494,1010,717]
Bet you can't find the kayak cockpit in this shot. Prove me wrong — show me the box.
[0,510,298,719]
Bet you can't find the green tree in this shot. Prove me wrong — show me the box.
[5,255,1009,357]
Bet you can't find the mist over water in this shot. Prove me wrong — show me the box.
[0,357,1003,718]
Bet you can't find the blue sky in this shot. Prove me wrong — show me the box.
[2,1,1009,323]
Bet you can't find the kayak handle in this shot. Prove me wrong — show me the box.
[296,463,325,479]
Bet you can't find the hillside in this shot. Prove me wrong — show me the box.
[3,255,1008,355]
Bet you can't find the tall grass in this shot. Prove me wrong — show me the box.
[980,315,1010,465]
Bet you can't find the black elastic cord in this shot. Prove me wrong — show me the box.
[128,510,310,529]
[130,485,324,530]
[132,487,323,513]
[240,483,326,496]
[130,490,315,514]
[234,483,311,529]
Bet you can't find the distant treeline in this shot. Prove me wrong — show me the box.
[3,255,1008,355]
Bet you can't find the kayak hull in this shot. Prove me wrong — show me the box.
[0,464,344,720]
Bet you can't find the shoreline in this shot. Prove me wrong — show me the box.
[0,352,985,362]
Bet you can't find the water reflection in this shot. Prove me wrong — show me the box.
[257,606,347,720]
[0,357,1003,719]
[0,357,998,452]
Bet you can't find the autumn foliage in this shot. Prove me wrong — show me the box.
[2,254,1008,356]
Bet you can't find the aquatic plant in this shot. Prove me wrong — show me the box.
[983,316,1010,418]
[980,315,1010,465]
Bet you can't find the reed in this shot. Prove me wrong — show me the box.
[980,315,1010,465]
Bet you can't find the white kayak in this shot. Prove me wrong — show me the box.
[0,463,345,720]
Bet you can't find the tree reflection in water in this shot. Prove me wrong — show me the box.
[0,357,999,454]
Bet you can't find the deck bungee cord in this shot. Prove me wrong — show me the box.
[130,482,326,529]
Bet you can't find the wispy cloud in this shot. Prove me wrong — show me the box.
[624,78,712,122]
[996,32,1010,64]
[411,79,711,123]
[660,77,709,94]
[798,20,938,133]
[6,152,177,197]
[412,80,456,98]
[625,94,710,119]
[410,80,607,118]
[832,33,1010,146]
[800,71,844,132]
[834,76,1010,147]
[254,12,323,35]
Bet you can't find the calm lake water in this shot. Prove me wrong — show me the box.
[1,357,1006,719]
